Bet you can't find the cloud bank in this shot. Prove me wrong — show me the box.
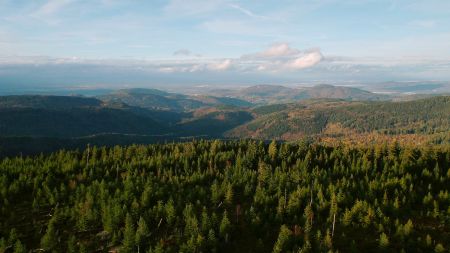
[1,42,450,89]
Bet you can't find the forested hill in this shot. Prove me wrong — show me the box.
[227,96,450,144]
[0,95,163,138]
[0,140,449,252]
[208,84,389,104]
[0,95,102,109]
[0,94,449,156]
[0,95,253,139]
[0,95,254,156]
[98,88,252,111]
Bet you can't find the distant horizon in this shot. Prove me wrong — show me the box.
[1,80,449,97]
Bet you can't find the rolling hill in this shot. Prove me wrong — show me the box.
[0,96,164,138]
[226,96,450,145]
[0,92,449,156]
[0,95,254,156]
[98,88,252,111]
[208,84,389,104]
[0,95,102,109]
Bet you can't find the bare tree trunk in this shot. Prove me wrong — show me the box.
[157,218,163,228]
[86,144,90,168]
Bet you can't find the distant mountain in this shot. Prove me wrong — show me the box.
[209,84,389,104]
[371,81,450,94]
[304,84,383,100]
[98,88,252,111]
[239,85,293,97]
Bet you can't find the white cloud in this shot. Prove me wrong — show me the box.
[241,43,323,72]
[158,67,176,73]
[261,43,300,57]
[242,43,303,60]
[286,50,323,69]
[208,59,232,71]
[0,43,325,73]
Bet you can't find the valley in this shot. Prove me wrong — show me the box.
[0,85,449,157]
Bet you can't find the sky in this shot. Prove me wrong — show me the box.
[1,0,450,89]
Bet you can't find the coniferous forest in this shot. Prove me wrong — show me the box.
[1,140,449,252]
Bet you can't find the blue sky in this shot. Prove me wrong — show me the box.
[1,0,450,88]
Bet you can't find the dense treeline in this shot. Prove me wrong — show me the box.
[231,96,450,141]
[1,140,449,252]
[0,95,252,142]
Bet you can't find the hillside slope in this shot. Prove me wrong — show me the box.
[0,95,254,153]
[209,84,389,104]
[0,96,164,138]
[227,96,450,144]
[98,88,252,111]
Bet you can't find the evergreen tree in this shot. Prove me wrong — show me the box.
[41,217,58,251]
[122,213,136,253]
[379,232,389,248]
[13,240,26,253]
[219,211,231,242]
[135,217,149,249]
[269,140,278,161]
[272,225,292,253]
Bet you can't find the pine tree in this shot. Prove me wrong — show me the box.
[435,244,445,253]
[122,213,136,253]
[272,225,292,253]
[379,232,389,248]
[41,217,58,251]
[13,240,26,253]
[225,183,234,205]
[403,219,413,236]
[201,208,211,233]
[269,140,278,161]
[165,200,176,225]
[135,217,149,249]
[8,229,18,245]
[219,211,231,242]
[304,205,314,235]
[426,234,432,246]
[207,229,217,251]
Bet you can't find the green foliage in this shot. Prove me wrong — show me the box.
[232,96,450,143]
[0,140,449,252]
[122,213,136,253]
[219,211,231,242]
[13,240,26,253]
[40,216,59,251]
[435,243,446,253]
[272,225,292,253]
[135,217,149,248]
[379,232,390,248]
[269,140,278,160]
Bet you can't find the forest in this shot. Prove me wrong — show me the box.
[1,94,449,158]
[1,140,449,252]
